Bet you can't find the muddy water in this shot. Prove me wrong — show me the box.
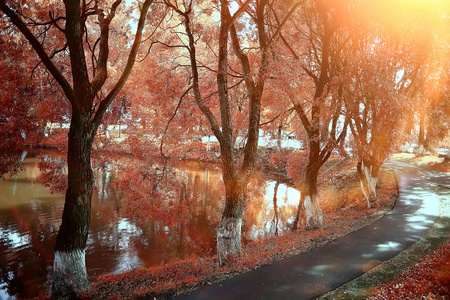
[0,152,299,299]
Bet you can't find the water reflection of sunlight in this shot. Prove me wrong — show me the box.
[113,249,143,274]
[0,227,30,249]
[30,200,42,212]
[265,181,300,207]
[0,285,10,300]
[307,264,331,276]
[245,180,300,240]
[115,219,143,272]
[117,218,142,248]
[117,218,140,233]
[376,241,401,251]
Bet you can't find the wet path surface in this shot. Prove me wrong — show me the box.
[176,161,449,300]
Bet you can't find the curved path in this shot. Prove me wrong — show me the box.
[176,160,450,300]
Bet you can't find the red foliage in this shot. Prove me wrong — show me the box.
[286,151,308,185]
[37,153,68,193]
[92,170,398,299]
[39,128,68,149]
[268,150,290,171]
[113,159,188,228]
[0,153,25,179]
[372,239,450,299]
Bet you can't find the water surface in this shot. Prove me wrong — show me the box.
[0,152,299,299]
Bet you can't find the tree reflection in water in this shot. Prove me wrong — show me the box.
[0,152,299,298]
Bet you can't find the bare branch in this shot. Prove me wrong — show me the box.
[260,114,280,127]
[160,85,193,159]
[266,0,307,49]
[291,102,312,136]
[91,0,155,133]
[90,0,123,95]
[0,1,74,103]
[49,43,68,59]
[228,0,253,29]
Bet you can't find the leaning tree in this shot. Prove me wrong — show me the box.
[0,0,155,297]
[274,0,351,229]
[344,36,406,207]
[343,0,450,205]
[162,0,305,264]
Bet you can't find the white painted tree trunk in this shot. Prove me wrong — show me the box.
[104,125,110,140]
[20,150,27,161]
[360,161,378,208]
[216,216,242,266]
[370,176,378,199]
[277,125,282,151]
[360,177,371,208]
[415,144,427,155]
[303,193,322,229]
[52,249,91,298]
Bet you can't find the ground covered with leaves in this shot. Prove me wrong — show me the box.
[92,157,399,299]
[370,239,450,299]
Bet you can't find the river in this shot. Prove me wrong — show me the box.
[0,151,300,299]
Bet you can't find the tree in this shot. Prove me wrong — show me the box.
[359,0,450,157]
[275,0,349,229]
[419,57,450,157]
[344,36,407,207]
[0,32,44,175]
[412,29,450,155]
[0,0,155,296]
[162,0,304,264]
[120,47,205,159]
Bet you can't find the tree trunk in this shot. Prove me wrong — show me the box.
[445,148,450,162]
[272,181,280,236]
[357,158,380,208]
[277,123,282,151]
[52,110,94,299]
[303,164,322,230]
[292,191,305,231]
[216,179,245,266]
[103,124,110,140]
[416,112,428,155]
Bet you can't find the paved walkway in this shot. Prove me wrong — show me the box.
[176,161,450,300]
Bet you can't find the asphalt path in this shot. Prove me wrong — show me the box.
[175,160,449,300]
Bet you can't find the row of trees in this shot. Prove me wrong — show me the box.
[1,0,450,297]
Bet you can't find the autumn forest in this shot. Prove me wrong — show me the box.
[1,0,450,299]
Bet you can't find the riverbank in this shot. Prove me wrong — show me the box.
[22,143,399,299]
[92,163,398,299]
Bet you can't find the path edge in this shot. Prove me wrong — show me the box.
[316,167,450,300]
